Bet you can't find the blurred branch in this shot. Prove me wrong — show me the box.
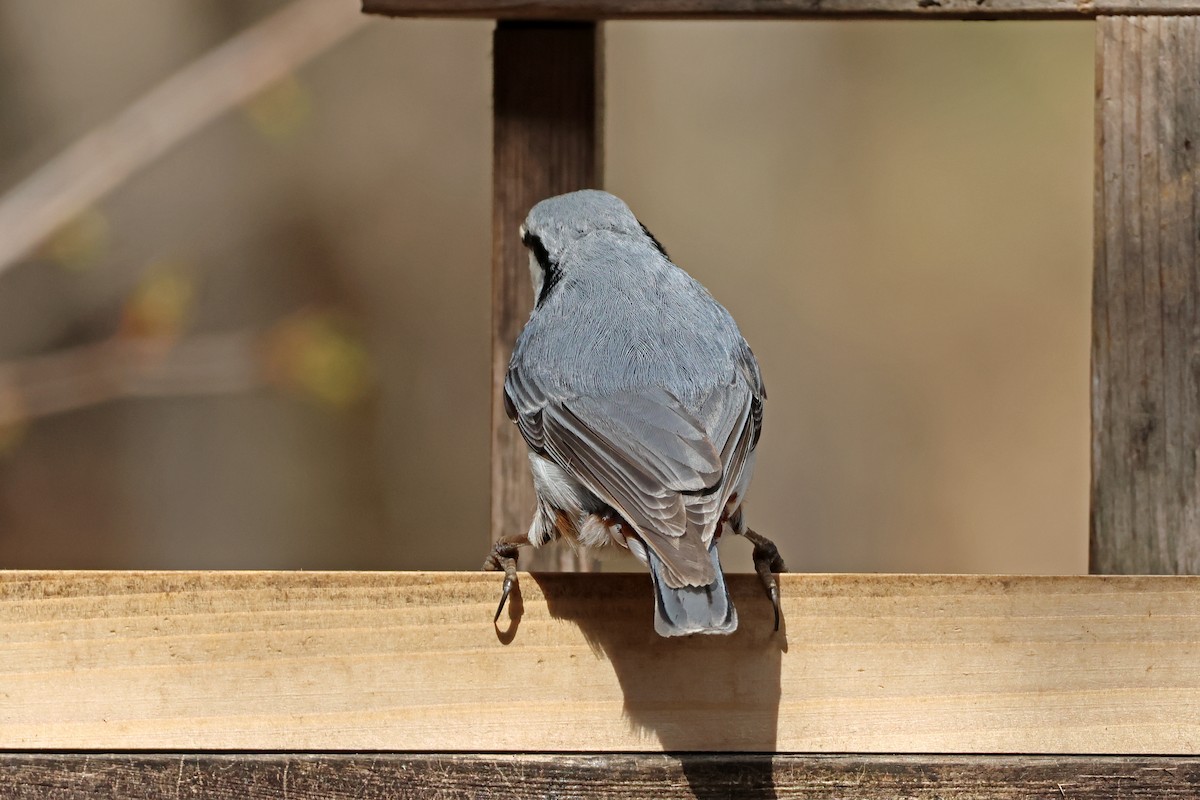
[0,308,373,434]
[0,332,265,423]
[0,0,368,278]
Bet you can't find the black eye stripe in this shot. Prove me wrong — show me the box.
[523,231,562,307]
[525,232,549,266]
[523,221,664,307]
[638,221,669,259]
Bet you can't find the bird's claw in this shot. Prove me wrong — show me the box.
[494,573,516,622]
[769,582,781,631]
[744,528,786,632]
[483,538,523,624]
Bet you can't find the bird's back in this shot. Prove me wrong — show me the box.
[512,231,746,412]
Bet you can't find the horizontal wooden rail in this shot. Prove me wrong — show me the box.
[362,1,1200,20]
[4,754,1200,798]
[2,571,1199,752]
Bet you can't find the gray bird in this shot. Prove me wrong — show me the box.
[484,190,785,636]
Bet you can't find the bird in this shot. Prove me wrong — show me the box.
[483,189,785,636]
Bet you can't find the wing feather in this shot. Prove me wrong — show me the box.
[504,343,765,589]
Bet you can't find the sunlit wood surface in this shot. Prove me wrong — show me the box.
[2,570,1198,752]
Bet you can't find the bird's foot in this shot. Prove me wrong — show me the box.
[742,527,786,631]
[482,536,527,622]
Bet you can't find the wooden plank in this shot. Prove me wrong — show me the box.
[2,571,1200,752]
[363,0,1200,21]
[1092,16,1200,574]
[4,754,1200,798]
[491,22,602,570]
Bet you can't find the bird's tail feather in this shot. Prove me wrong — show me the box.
[647,544,738,637]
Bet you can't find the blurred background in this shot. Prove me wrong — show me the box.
[0,1,1093,574]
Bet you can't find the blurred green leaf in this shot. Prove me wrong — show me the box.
[42,208,109,272]
[266,311,372,410]
[119,262,196,341]
[242,75,312,142]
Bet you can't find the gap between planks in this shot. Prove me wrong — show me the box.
[362,1,1200,20]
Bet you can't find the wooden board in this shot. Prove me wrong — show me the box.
[491,23,602,571]
[363,1,1200,20]
[2,571,1199,752]
[4,754,1200,798]
[1092,16,1200,574]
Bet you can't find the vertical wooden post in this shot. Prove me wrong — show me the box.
[492,22,603,568]
[1092,15,1200,573]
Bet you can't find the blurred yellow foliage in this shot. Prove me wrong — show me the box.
[42,208,109,271]
[265,311,372,409]
[119,262,195,341]
[0,387,28,456]
[242,75,312,142]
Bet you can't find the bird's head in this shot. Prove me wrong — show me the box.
[519,190,668,307]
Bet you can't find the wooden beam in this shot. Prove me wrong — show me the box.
[2,571,1200,752]
[1092,16,1200,574]
[363,1,1200,21]
[4,754,1200,798]
[491,22,602,568]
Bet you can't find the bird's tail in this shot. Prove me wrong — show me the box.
[646,544,738,637]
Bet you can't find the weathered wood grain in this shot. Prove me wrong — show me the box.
[491,23,602,570]
[1092,16,1200,574]
[363,0,1200,20]
[4,754,1200,798]
[1,571,1199,752]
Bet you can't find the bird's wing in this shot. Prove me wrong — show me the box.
[737,339,766,448]
[659,341,765,574]
[681,379,756,548]
[505,365,756,588]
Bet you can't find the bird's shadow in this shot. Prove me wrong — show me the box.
[513,572,785,799]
